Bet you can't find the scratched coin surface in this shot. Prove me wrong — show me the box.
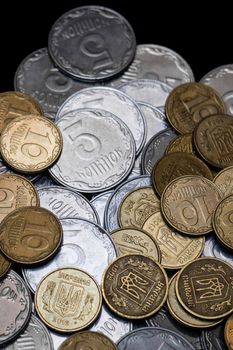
[201,323,228,350]
[224,313,233,349]
[213,166,233,197]
[176,257,233,319]
[0,206,62,264]
[0,270,32,346]
[102,254,168,319]
[118,186,160,229]
[0,251,11,279]
[0,115,62,173]
[165,82,226,134]
[35,267,102,332]
[58,331,117,350]
[91,191,113,227]
[161,175,222,235]
[165,133,196,155]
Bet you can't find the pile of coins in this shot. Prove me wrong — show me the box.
[1,4,233,350]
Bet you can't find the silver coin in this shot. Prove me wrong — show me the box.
[202,234,233,265]
[118,79,172,110]
[117,327,195,349]
[126,154,142,180]
[200,64,233,115]
[0,270,32,346]
[38,186,99,223]
[22,218,117,291]
[48,6,136,81]
[141,128,177,175]
[0,157,40,182]
[55,87,145,155]
[5,314,54,350]
[33,172,59,189]
[108,44,194,88]
[201,323,227,350]
[104,175,151,232]
[91,190,114,227]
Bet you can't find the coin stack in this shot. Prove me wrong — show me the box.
[1,4,233,350]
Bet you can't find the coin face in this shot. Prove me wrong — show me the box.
[176,257,233,319]
[225,313,233,349]
[0,251,11,278]
[165,82,226,134]
[161,175,222,235]
[213,194,233,250]
[165,133,196,155]
[213,165,233,197]
[0,115,62,173]
[35,268,102,332]
[0,206,62,264]
[58,331,117,350]
[102,254,168,319]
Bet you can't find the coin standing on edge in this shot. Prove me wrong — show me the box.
[58,331,117,350]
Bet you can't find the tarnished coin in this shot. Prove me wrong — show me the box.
[152,152,213,196]
[194,114,233,169]
[161,175,222,235]
[0,206,62,264]
[225,313,233,349]
[176,257,233,319]
[213,194,233,250]
[0,174,39,222]
[0,115,62,173]
[0,251,11,279]
[165,133,196,155]
[111,228,161,261]
[202,234,233,265]
[0,270,31,346]
[102,254,168,319]
[213,166,233,197]
[165,82,226,134]
[201,323,228,350]
[91,191,113,227]
[143,211,204,269]
[58,331,117,350]
[35,267,102,332]
[118,186,160,229]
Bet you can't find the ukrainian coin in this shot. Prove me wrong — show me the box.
[50,109,135,193]
[0,157,41,183]
[225,313,233,349]
[0,206,62,264]
[203,234,233,265]
[104,176,152,232]
[165,133,196,155]
[0,115,62,173]
[213,166,233,197]
[118,186,160,229]
[35,267,102,332]
[33,172,58,189]
[152,152,213,196]
[201,323,227,350]
[194,114,233,169]
[165,82,226,134]
[143,211,204,269]
[161,175,222,235]
[102,254,168,319]
[91,191,113,227]
[0,270,31,346]
[176,257,233,319]
[58,331,116,350]
[141,128,177,175]
[0,251,11,279]
[213,194,233,250]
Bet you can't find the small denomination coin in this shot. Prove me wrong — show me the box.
[91,191,113,227]
[225,313,233,349]
[0,251,11,279]
[0,115,62,173]
[213,194,233,250]
[176,257,233,319]
[202,234,233,265]
[201,323,228,350]
[58,331,117,350]
[165,133,196,155]
[0,206,62,264]
[102,254,168,319]
[165,82,226,134]
[213,166,233,197]
[0,270,32,346]
[35,267,102,332]
[161,175,222,235]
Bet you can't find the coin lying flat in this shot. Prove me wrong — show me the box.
[166,133,196,155]
[0,157,41,183]
[91,191,113,227]
[225,313,233,349]
[213,194,233,250]
[201,322,228,350]
[0,252,11,279]
[35,268,102,333]
[0,206,62,264]
[58,331,117,350]
[213,166,233,197]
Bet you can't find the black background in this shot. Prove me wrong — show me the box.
[0,1,231,92]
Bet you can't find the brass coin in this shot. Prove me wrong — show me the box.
[213,166,233,197]
[111,227,161,262]
[0,91,42,134]
[0,174,39,223]
[165,133,196,155]
[165,82,226,134]
[0,251,11,279]
[0,115,62,173]
[143,211,204,269]
[118,186,160,229]
[102,254,168,319]
[224,313,233,349]
[58,331,117,350]
[0,206,62,264]
[152,152,213,196]
[35,268,102,333]
[161,175,222,235]
[176,257,233,319]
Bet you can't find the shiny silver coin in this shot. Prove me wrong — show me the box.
[91,190,114,227]
[33,172,59,189]
[48,6,136,81]
[202,234,233,265]
[0,270,32,347]
[0,157,40,182]
[50,108,136,193]
[201,323,227,350]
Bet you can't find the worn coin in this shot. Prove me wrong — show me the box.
[213,166,233,197]
[201,323,228,350]
[165,133,196,155]
[225,313,233,349]
[213,194,233,250]
[202,234,233,265]
[58,331,117,350]
[0,251,11,279]
[91,191,113,227]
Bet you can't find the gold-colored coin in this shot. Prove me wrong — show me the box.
[165,133,196,155]
[213,165,233,197]
[152,152,213,196]
[0,174,39,222]
[176,257,233,319]
[35,268,102,333]
[224,313,233,349]
[161,175,222,235]
[0,115,62,173]
[102,254,168,319]
[0,206,62,264]
[58,331,117,350]
[0,251,11,279]
[111,227,161,262]
[143,211,204,269]
[118,186,160,229]
[165,82,226,134]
